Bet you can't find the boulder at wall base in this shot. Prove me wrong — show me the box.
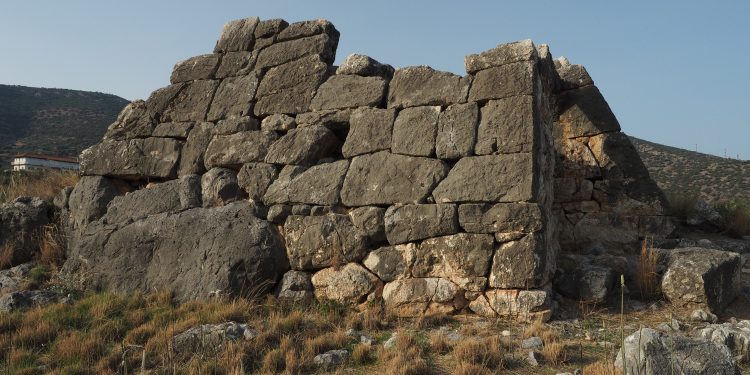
[615,328,737,375]
[62,202,288,301]
[171,322,257,357]
[661,248,741,314]
[0,197,53,267]
[283,214,368,270]
[311,263,380,304]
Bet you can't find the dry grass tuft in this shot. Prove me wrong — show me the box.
[523,318,547,339]
[261,347,286,374]
[428,331,452,354]
[583,360,623,374]
[453,362,493,375]
[541,341,566,366]
[381,345,432,375]
[0,170,79,204]
[634,238,661,299]
[38,224,66,269]
[0,241,14,269]
[351,343,372,365]
[452,336,504,370]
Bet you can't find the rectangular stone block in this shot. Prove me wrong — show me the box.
[161,80,219,123]
[476,96,538,155]
[464,39,537,74]
[255,33,337,70]
[436,102,478,160]
[207,73,259,121]
[80,137,181,179]
[391,106,440,157]
[468,61,536,102]
[387,66,470,109]
[214,17,259,53]
[384,204,459,244]
[342,108,396,158]
[311,75,387,110]
[254,55,329,116]
[203,131,278,169]
[170,54,221,83]
[489,232,552,289]
[458,203,544,234]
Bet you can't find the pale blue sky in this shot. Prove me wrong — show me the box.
[0,1,747,159]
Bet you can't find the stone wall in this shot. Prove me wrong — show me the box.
[60,17,670,321]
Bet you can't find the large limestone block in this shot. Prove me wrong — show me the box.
[387,66,470,109]
[312,263,380,304]
[336,54,394,79]
[264,125,340,166]
[283,214,368,270]
[476,96,538,155]
[254,19,288,49]
[170,54,221,83]
[276,19,338,42]
[554,58,594,91]
[464,39,537,74]
[80,137,181,179]
[341,151,450,206]
[103,100,155,140]
[152,122,193,139]
[276,270,313,301]
[362,244,415,282]
[215,51,256,79]
[201,168,244,207]
[0,198,52,267]
[310,75,387,110]
[615,328,737,375]
[237,163,278,201]
[254,55,329,116]
[382,278,460,317]
[458,203,544,234]
[391,106,440,157]
[64,202,289,301]
[661,248,741,314]
[557,85,620,138]
[413,233,493,291]
[213,117,260,135]
[214,17,259,53]
[383,204,458,244]
[432,154,536,203]
[470,289,551,322]
[103,180,184,224]
[296,109,351,129]
[203,131,278,169]
[67,176,120,230]
[178,122,213,176]
[263,161,349,205]
[468,61,536,102]
[207,74,259,121]
[489,233,551,289]
[342,108,395,158]
[161,80,219,123]
[435,102,478,160]
[349,206,386,243]
[255,33,338,70]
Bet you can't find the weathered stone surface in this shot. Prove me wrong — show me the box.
[254,55,329,116]
[275,270,313,301]
[387,66,469,109]
[178,122,213,176]
[465,39,537,74]
[342,107,395,158]
[349,206,386,243]
[64,202,288,301]
[0,290,61,312]
[686,199,725,231]
[277,19,338,42]
[254,19,288,49]
[255,33,338,70]
[313,349,349,369]
[261,114,296,132]
[201,168,244,207]
[382,278,460,317]
[104,100,154,140]
[80,137,181,179]
[171,54,220,83]
[264,125,340,166]
[471,289,551,322]
[162,80,219,122]
[296,109,351,130]
[616,328,737,375]
[391,106,440,157]
[490,233,552,289]
[384,204,458,244]
[661,248,741,314]
[152,122,193,139]
[0,263,34,294]
[337,54,394,79]
[237,163,277,201]
[263,161,348,205]
[554,253,616,303]
[312,263,379,303]
[555,58,594,91]
[103,180,185,224]
[215,51,256,79]
[68,176,119,229]
[413,233,493,291]
[432,154,536,203]
[172,322,256,357]
[311,75,387,110]
[697,320,750,355]
[476,96,537,155]
[207,74,259,121]
[435,102,478,159]
[468,61,535,102]
[0,197,52,267]
[341,151,449,206]
[267,204,292,224]
[362,244,415,282]
[557,85,620,138]
[214,17,259,53]
[204,131,278,169]
[283,214,368,270]
[213,117,260,135]
[458,203,544,234]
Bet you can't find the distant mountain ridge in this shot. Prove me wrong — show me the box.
[0,84,128,166]
[630,136,750,203]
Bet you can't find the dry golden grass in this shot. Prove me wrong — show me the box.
[634,238,661,299]
[38,224,66,269]
[451,336,504,370]
[453,362,493,375]
[523,318,547,339]
[351,343,372,365]
[0,170,79,204]
[428,331,452,354]
[583,360,623,375]
[0,242,14,269]
[542,342,566,366]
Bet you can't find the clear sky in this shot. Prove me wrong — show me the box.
[0,1,747,159]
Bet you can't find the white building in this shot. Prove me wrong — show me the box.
[11,153,79,171]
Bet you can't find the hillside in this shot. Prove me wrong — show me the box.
[0,84,128,166]
[630,136,750,203]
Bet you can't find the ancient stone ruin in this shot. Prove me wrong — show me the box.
[58,17,673,321]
